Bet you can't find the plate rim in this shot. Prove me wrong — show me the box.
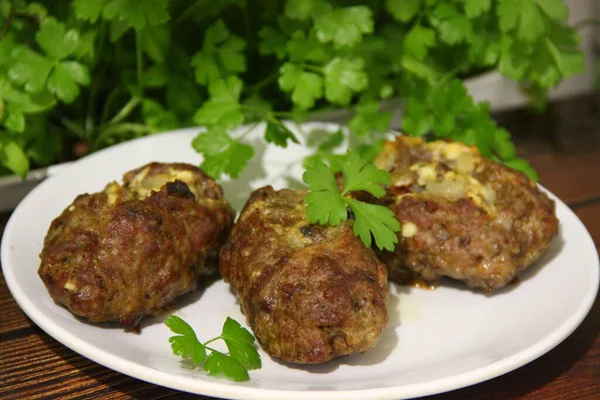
[2,126,599,400]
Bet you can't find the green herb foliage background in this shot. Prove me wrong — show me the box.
[0,0,585,179]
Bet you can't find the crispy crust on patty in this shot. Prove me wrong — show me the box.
[220,186,389,364]
[374,137,559,292]
[38,162,235,325]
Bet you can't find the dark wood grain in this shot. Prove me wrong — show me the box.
[526,150,600,205]
[1,94,599,399]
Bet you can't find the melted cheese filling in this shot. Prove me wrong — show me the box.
[128,167,200,199]
[105,166,203,206]
[105,182,122,205]
[387,140,497,215]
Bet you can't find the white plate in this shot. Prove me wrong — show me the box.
[0,162,72,212]
[2,123,599,400]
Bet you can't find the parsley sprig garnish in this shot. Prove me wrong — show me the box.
[165,315,261,382]
[303,151,400,251]
[2,0,583,181]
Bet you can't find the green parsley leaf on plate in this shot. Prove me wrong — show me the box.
[303,151,400,251]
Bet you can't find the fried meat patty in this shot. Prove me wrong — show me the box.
[373,137,559,292]
[39,162,235,325]
[219,187,388,364]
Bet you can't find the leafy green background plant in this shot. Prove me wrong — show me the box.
[0,0,585,179]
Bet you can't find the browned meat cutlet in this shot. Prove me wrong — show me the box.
[38,162,235,326]
[219,187,388,364]
[373,137,559,292]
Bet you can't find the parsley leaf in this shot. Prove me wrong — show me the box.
[284,0,331,20]
[141,25,170,64]
[461,0,491,18]
[340,151,389,197]
[402,95,433,136]
[109,20,130,42]
[303,151,400,250]
[401,56,438,84]
[0,76,55,133]
[403,24,436,60]
[3,106,24,133]
[75,29,97,61]
[498,0,545,42]
[193,76,244,128]
[165,315,207,364]
[430,3,473,45]
[8,18,89,104]
[192,127,254,179]
[304,162,348,226]
[386,0,421,23]
[192,76,254,179]
[9,47,53,94]
[204,352,249,382]
[355,140,385,164]
[165,315,261,382]
[303,128,345,170]
[286,31,329,63]
[323,57,368,105]
[47,62,90,104]
[317,128,344,152]
[23,2,47,21]
[191,20,247,85]
[221,317,262,370]
[0,136,29,179]
[400,78,539,180]
[192,127,231,155]
[264,118,299,147]
[313,6,374,49]
[73,0,104,23]
[142,99,179,131]
[345,198,400,250]
[491,127,517,160]
[201,141,253,180]
[498,11,584,91]
[102,0,170,31]
[504,158,539,181]
[348,101,391,138]
[545,25,585,79]
[36,18,79,59]
[279,62,323,110]
[498,36,529,80]
[258,27,288,60]
[536,0,568,20]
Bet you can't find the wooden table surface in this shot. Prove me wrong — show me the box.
[1,93,599,400]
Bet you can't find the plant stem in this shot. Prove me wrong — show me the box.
[236,121,261,141]
[173,0,208,28]
[243,2,251,44]
[438,67,460,86]
[294,105,339,118]
[204,345,225,356]
[248,72,279,93]
[92,122,154,151]
[100,88,122,124]
[95,21,107,66]
[574,18,600,30]
[136,30,144,97]
[304,64,324,74]
[271,111,296,117]
[108,97,141,125]
[0,5,13,39]
[203,337,220,346]
[85,80,99,139]
[61,118,86,139]
[86,23,107,139]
